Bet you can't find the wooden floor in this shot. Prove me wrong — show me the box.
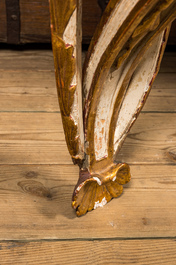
[0,49,175,264]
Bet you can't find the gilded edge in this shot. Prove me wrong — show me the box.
[49,0,81,161]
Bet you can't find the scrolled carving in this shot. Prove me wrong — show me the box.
[49,0,176,216]
[72,163,131,216]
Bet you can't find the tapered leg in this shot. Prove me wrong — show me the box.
[49,0,176,216]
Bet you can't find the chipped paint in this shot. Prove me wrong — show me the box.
[94,197,107,209]
[114,32,164,153]
[93,177,102,185]
[83,0,139,102]
[94,51,136,161]
[112,176,116,182]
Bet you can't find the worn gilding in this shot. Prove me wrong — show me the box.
[50,0,76,36]
[50,1,81,160]
[72,162,131,216]
[49,0,176,216]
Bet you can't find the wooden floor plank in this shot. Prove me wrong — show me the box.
[0,50,175,72]
[0,71,59,112]
[0,113,175,164]
[0,239,175,265]
[152,73,176,90]
[0,48,175,261]
[0,72,175,112]
[0,164,175,240]
[117,113,176,164]
[0,50,86,72]
[0,50,55,71]
[143,73,176,112]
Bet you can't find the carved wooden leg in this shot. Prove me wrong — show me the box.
[49,0,176,216]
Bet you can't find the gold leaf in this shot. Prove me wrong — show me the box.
[62,116,79,157]
[51,34,79,158]
[52,35,76,117]
[50,0,76,37]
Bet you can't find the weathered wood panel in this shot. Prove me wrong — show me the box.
[0,0,102,44]
[0,50,55,71]
[0,1,176,44]
[20,0,51,43]
[0,0,7,42]
[19,0,101,43]
[82,0,102,43]
[0,239,176,265]
[0,164,175,240]
[0,113,175,165]
[0,50,175,72]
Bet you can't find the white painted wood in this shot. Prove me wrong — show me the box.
[83,0,139,102]
[94,31,165,161]
[94,56,134,160]
[114,32,164,154]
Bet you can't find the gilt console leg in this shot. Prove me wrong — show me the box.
[49,0,176,216]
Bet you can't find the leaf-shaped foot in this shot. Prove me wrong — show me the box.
[72,163,131,216]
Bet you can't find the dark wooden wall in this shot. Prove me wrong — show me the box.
[0,0,176,45]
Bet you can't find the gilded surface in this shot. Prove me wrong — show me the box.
[50,1,81,160]
[49,0,176,216]
[72,163,131,216]
[50,0,76,37]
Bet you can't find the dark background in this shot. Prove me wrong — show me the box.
[1,0,176,47]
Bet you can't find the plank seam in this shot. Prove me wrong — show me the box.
[0,163,175,166]
[0,237,176,243]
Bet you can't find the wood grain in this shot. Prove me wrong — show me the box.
[19,0,101,43]
[0,0,102,44]
[0,164,175,240]
[160,52,176,73]
[0,112,175,165]
[0,48,175,262]
[0,71,59,112]
[0,50,175,113]
[0,239,176,265]
[0,0,7,42]
[20,0,51,43]
[0,50,55,71]
[82,0,102,43]
[0,50,175,72]
[0,71,175,112]
[0,1,176,45]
